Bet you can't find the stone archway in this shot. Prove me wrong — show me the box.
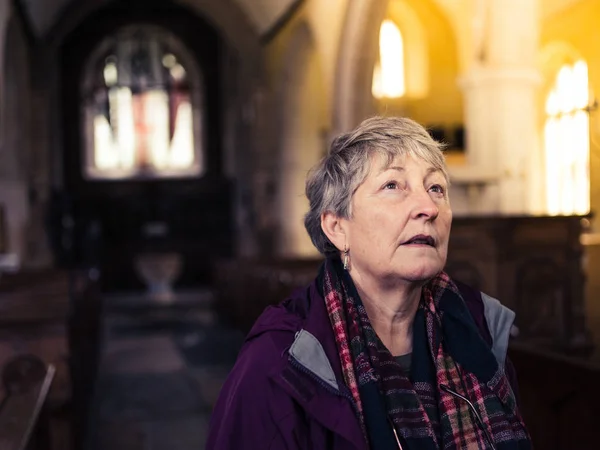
[332,0,388,135]
[332,0,462,134]
[276,21,325,257]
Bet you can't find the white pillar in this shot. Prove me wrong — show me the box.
[460,0,541,214]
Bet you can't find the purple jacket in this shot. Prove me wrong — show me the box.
[207,279,519,449]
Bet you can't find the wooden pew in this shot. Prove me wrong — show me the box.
[509,342,600,450]
[0,355,55,450]
[0,268,103,450]
[0,272,70,449]
[214,258,323,333]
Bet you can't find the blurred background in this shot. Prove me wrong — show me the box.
[0,0,598,448]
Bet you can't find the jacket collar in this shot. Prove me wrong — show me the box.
[297,280,346,383]
[289,329,339,391]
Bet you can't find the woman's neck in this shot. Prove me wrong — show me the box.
[351,272,422,356]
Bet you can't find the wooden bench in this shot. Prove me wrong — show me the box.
[0,268,103,450]
[509,342,600,450]
[213,258,323,333]
[0,355,55,450]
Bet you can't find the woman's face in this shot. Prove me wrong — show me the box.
[343,153,452,286]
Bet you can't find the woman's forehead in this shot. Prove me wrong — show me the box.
[369,152,440,175]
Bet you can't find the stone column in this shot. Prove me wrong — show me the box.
[459,0,542,214]
[0,6,32,264]
[0,0,11,144]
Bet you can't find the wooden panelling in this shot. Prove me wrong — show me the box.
[447,215,590,352]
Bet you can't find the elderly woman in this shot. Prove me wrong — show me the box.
[207,117,531,449]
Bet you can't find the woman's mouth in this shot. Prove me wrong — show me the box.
[402,234,435,246]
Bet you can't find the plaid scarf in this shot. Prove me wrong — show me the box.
[322,257,531,450]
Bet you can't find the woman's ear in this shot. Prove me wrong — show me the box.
[321,212,347,251]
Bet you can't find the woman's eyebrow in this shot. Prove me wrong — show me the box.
[379,166,441,176]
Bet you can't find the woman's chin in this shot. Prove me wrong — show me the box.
[397,263,444,284]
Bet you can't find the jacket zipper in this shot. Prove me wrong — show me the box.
[288,355,357,410]
[439,384,497,450]
[388,417,404,449]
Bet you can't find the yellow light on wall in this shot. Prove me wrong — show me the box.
[372,20,405,99]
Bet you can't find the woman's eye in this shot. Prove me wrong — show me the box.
[429,184,445,194]
[383,181,398,190]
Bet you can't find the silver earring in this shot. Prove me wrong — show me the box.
[343,246,349,270]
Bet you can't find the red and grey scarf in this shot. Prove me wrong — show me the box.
[321,257,531,450]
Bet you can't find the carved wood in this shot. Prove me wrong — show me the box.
[447,215,591,353]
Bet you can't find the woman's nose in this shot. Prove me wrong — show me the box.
[411,190,439,220]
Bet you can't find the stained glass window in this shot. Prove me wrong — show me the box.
[372,20,406,99]
[544,60,590,215]
[81,26,203,180]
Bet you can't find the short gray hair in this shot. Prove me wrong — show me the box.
[304,116,449,256]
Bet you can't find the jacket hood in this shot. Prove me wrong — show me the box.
[243,279,366,448]
[245,279,347,386]
[245,285,310,341]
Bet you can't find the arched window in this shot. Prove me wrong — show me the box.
[81,25,204,180]
[544,60,590,215]
[372,20,406,99]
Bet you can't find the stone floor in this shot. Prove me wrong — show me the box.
[86,290,245,450]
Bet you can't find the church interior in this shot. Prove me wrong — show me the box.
[0,0,599,448]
